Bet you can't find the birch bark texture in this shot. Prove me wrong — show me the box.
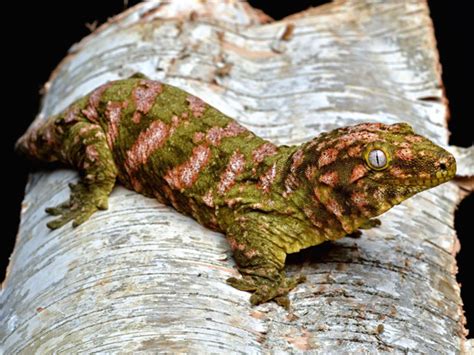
[2,0,473,353]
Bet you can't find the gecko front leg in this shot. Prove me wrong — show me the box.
[224,212,306,308]
[46,121,118,229]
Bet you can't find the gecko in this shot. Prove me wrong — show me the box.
[16,75,456,308]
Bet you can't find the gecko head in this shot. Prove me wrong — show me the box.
[305,122,456,219]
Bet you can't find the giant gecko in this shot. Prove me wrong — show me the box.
[16,75,456,307]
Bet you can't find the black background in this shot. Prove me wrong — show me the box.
[2,1,472,331]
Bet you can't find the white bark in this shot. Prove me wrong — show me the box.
[2,0,472,353]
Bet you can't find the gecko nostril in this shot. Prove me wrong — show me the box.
[439,162,447,170]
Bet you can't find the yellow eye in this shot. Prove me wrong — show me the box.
[365,148,390,170]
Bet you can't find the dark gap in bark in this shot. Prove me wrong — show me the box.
[248,0,331,20]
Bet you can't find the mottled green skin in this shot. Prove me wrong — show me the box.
[16,75,456,307]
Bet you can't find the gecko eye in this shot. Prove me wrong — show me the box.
[367,149,389,170]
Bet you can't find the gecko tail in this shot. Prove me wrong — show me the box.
[15,129,35,159]
[15,116,61,164]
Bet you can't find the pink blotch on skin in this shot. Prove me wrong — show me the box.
[186,95,207,118]
[105,100,128,148]
[318,148,339,168]
[313,187,322,202]
[347,123,383,133]
[326,199,343,218]
[202,189,215,207]
[319,170,339,187]
[390,167,408,178]
[284,174,299,195]
[374,187,385,201]
[225,121,248,136]
[64,106,80,124]
[193,131,205,144]
[43,126,56,145]
[205,126,224,146]
[290,149,304,172]
[305,165,317,181]
[132,80,163,114]
[125,120,170,173]
[258,163,277,192]
[162,185,180,210]
[252,142,278,164]
[132,112,141,124]
[351,192,368,209]
[396,148,414,161]
[206,122,248,146]
[82,82,112,122]
[348,145,362,158]
[333,131,379,150]
[79,124,101,136]
[227,236,246,251]
[217,151,246,194]
[244,249,259,258]
[406,135,423,143]
[169,115,181,135]
[85,145,99,162]
[303,207,323,228]
[350,164,367,183]
[164,145,212,190]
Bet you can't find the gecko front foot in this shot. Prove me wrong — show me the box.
[360,218,381,229]
[227,268,306,309]
[45,181,110,229]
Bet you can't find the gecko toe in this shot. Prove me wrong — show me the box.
[226,276,258,291]
[47,215,75,230]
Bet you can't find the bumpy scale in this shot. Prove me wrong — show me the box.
[16,76,456,307]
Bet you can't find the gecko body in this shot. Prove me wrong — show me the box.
[16,76,456,307]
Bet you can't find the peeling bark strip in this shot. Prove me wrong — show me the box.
[125,120,169,172]
[164,145,212,190]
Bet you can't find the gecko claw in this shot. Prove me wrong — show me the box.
[228,272,306,307]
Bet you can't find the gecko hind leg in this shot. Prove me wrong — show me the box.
[46,122,117,229]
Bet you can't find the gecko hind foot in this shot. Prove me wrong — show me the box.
[45,181,110,229]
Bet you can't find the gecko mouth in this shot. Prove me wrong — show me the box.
[376,160,457,189]
[396,163,456,188]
